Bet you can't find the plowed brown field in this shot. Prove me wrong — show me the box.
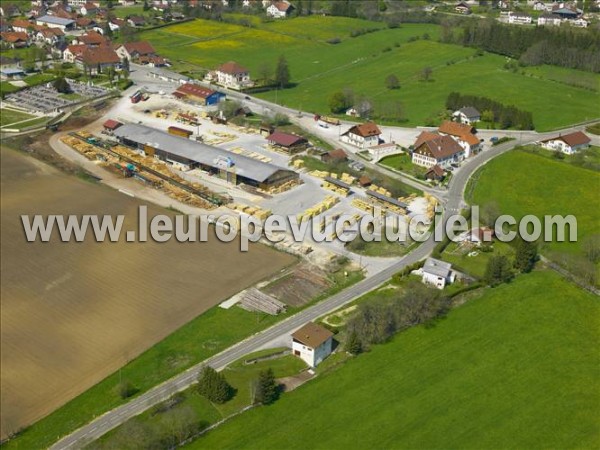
[0,147,293,437]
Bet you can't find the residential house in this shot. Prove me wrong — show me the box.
[421,258,455,289]
[537,13,562,25]
[291,322,333,367]
[11,19,39,33]
[75,31,107,47]
[467,227,495,245]
[267,131,308,153]
[532,1,547,10]
[0,4,21,18]
[411,134,465,169]
[508,12,533,24]
[425,164,445,181]
[0,31,29,48]
[571,18,588,27]
[321,148,348,163]
[1,67,26,80]
[29,5,48,19]
[36,15,75,31]
[138,55,167,67]
[109,18,126,31]
[267,1,295,18]
[63,43,87,62]
[438,120,481,157]
[341,122,382,149]
[452,106,481,125]
[172,83,225,106]
[127,16,146,27]
[455,1,471,14]
[36,27,65,45]
[115,41,157,62]
[539,131,591,154]
[213,61,252,89]
[68,0,92,6]
[80,2,99,15]
[75,17,96,29]
[551,3,581,18]
[76,46,120,74]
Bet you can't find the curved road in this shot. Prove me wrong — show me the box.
[48,79,597,449]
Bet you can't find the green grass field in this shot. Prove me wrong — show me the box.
[379,152,428,178]
[0,108,36,127]
[140,18,600,131]
[91,349,307,449]
[188,271,600,449]
[441,241,515,279]
[467,148,600,256]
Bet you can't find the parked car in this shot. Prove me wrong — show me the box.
[490,136,499,143]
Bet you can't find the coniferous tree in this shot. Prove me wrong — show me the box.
[484,255,513,286]
[254,368,279,405]
[514,239,538,273]
[275,55,290,88]
[345,331,363,355]
[197,366,233,404]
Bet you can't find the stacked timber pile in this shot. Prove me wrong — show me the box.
[239,288,286,315]
[369,184,392,198]
[297,195,339,223]
[309,170,329,179]
[351,198,375,214]
[262,178,302,195]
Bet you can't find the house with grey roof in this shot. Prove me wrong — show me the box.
[422,258,455,289]
[452,107,481,125]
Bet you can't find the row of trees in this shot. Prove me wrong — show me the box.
[327,87,405,121]
[446,92,534,130]
[484,239,538,286]
[440,18,600,73]
[197,366,280,405]
[345,283,451,351]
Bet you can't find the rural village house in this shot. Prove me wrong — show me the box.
[452,106,481,125]
[421,258,455,289]
[1,31,29,48]
[267,131,308,153]
[508,12,533,25]
[291,322,333,367]
[341,122,382,149]
[76,46,120,74]
[539,131,591,155]
[412,133,465,169]
[115,41,157,62]
[267,1,295,18]
[438,121,481,157]
[208,61,252,89]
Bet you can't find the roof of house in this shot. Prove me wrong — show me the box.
[1,31,28,42]
[39,27,64,37]
[36,15,74,26]
[217,61,248,75]
[113,124,294,183]
[417,134,464,160]
[458,106,480,118]
[423,257,452,278]
[66,43,87,55]
[1,67,25,75]
[438,120,475,137]
[542,131,591,147]
[76,17,94,26]
[324,148,348,160]
[426,164,445,177]
[267,131,307,147]
[343,122,382,138]
[103,119,122,130]
[128,15,145,24]
[78,31,106,45]
[460,133,481,146]
[173,83,218,99]
[272,1,294,12]
[11,19,35,29]
[120,41,155,56]
[470,227,494,242]
[291,322,333,349]
[83,2,98,9]
[80,46,120,65]
[414,131,440,149]
[358,175,372,186]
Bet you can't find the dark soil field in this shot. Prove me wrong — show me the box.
[0,147,294,438]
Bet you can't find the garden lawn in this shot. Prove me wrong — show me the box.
[441,241,515,279]
[468,148,600,256]
[189,271,600,449]
[379,152,428,178]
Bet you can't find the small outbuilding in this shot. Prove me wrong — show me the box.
[425,164,445,181]
[321,148,348,163]
[102,119,122,133]
[291,322,333,367]
[267,131,308,154]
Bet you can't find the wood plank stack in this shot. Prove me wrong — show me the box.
[239,288,286,315]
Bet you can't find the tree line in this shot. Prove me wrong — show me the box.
[446,92,534,130]
[440,18,600,73]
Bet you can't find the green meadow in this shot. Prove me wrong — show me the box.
[140,17,600,130]
[189,271,600,449]
[468,147,600,257]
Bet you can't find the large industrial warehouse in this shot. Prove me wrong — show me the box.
[113,124,299,189]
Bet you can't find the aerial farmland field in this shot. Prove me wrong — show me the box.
[0,147,294,438]
[189,271,600,449]
[140,17,600,130]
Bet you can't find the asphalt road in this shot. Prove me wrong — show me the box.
[48,77,596,449]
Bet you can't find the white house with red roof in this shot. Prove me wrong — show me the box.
[341,122,382,149]
[267,1,295,18]
[213,61,252,89]
[540,131,591,155]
